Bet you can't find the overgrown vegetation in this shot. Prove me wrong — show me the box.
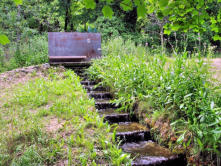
[87,38,221,162]
[0,34,48,73]
[0,0,221,164]
[1,0,220,73]
[0,68,131,165]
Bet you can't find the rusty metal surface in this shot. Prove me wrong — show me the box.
[48,32,101,62]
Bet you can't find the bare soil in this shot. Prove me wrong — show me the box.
[44,117,65,133]
[0,64,50,90]
[210,58,221,82]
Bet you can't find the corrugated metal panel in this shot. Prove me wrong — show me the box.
[48,32,101,62]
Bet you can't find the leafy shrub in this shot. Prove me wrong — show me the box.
[0,34,48,72]
[95,16,148,45]
[87,38,221,157]
[95,16,126,41]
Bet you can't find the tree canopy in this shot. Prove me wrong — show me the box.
[0,0,220,46]
[83,0,221,40]
[0,0,23,45]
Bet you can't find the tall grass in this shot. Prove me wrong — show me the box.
[0,69,131,165]
[87,38,221,159]
[0,34,48,73]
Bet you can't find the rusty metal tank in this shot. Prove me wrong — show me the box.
[48,32,101,65]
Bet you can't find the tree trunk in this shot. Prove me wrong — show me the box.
[84,23,87,32]
[70,23,74,31]
[64,9,69,31]
[64,0,71,32]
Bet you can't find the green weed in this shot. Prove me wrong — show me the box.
[0,35,48,73]
[87,37,221,158]
[0,68,131,165]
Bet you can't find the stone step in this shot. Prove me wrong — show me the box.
[103,113,138,124]
[81,80,97,86]
[98,108,119,115]
[95,100,119,110]
[89,91,112,100]
[116,130,151,143]
[111,122,147,132]
[75,71,187,166]
[60,62,91,68]
[132,156,186,166]
[71,66,88,70]
[120,141,186,166]
[74,69,86,74]
[84,85,107,92]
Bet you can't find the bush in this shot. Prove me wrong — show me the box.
[94,16,148,45]
[87,38,221,157]
[0,34,48,73]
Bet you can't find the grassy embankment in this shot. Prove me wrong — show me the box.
[87,38,221,164]
[0,35,48,73]
[0,67,131,166]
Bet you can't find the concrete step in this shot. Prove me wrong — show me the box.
[111,122,147,132]
[89,91,112,100]
[84,85,107,92]
[120,141,186,166]
[81,80,97,86]
[95,100,120,110]
[103,113,138,124]
[116,130,151,143]
[57,62,91,67]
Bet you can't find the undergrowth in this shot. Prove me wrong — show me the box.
[0,68,131,165]
[87,38,221,162]
[0,34,48,73]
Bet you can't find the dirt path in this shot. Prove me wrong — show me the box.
[211,58,221,70]
[210,58,221,82]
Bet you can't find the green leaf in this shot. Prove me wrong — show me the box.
[171,23,181,31]
[211,26,219,33]
[134,0,140,6]
[162,8,170,16]
[159,0,168,8]
[213,35,221,41]
[0,34,10,45]
[102,5,114,18]
[83,0,96,9]
[164,29,171,35]
[137,4,146,18]
[210,17,217,24]
[120,0,133,11]
[180,103,184,109]
[14,0,22,6]
[186,138,191,147]
[119,154,128,163]
[197,138,203,150]
[184,93,192,99]
[213,128,221,134]
[177,131,186,144]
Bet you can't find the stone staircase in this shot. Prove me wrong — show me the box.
[68,64,187,166]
